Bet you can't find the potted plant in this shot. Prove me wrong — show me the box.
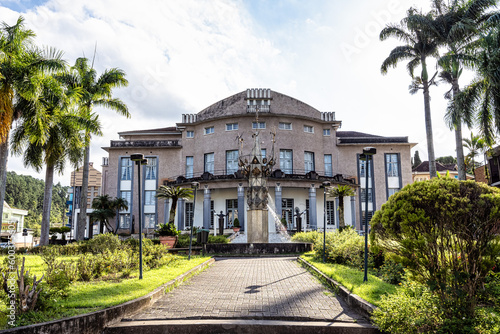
[233,218,240,233]
[156,223,180,248]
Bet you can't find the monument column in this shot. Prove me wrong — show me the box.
[275,183,282,219]
[177,198,185,230]
[308,184,317,230]
[237,183,245,231]
[203,185,211,229]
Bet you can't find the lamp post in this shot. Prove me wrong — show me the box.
[130,153,147,279]
[188,182,199,260]
[360,147,376,282]
[321,181,331,263]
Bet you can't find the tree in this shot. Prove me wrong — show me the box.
[327,185,355,229]
[10,74,95,246]
[412,150,422,168]
[436,155,456,164]
[89,194,128,235]
[381,9,440,178]
[463,132,486,174]
[431,0,497,180]
[59,57,129,241]
[0,16,65,223]
[371,178,500,323]
[156,186,193,228]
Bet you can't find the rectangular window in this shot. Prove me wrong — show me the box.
[144,191,156,206]
[360,188,373,202]
[185,202,194,228]
[120,157,132,180]
[359,158,372,178]
[186,156,194,178]
[282,198,294,227]
[261,148,267,160]
[386,153,399,177]
[388,188,399,197]
[252,121,266,129]
[204,126,214,135]
[326,201,335,225]
[226,123,238,131]
[226,150,239,174]
[323,129,331,136]
[304,151,315,173]
[306,199,310,226]
[120,191,131,211]
[226,199,238,228]
[186,130,194,138]
[145,157,157,180]
[280,149,293,174]
[324,154,332,177]
[279,122,292,130]
[119,214,131,229]
[144,214,156,229]
[204,153,214,174]
[304,125,314,133]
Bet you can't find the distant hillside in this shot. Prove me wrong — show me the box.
[4,171,68,234]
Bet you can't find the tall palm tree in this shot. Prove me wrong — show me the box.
[0,16,65,221]
[463,132,486,174]
[430,0,497,180]
[59,57,129,241]
[156,186,193,228]
[327,185,355,229]
[380,8,440,178]
[11,74,98,246]
[89,194,128,235]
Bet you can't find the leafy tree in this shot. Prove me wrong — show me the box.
[381,9,440,178]
[436,155,456,164]
[412,150,422,168]
[58,57,129,241]
[156,186,193,229]
[0,16,65,223]
[89,194,128,235]
[371,178,500,323]
[327,185,355,229]
[463,132,486,174]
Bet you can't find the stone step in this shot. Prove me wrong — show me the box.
[104,319,380,334]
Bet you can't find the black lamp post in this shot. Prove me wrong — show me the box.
[321,181,331,263]
[130,153,147,279]
[360,147,376,282]
[188,182,199,260]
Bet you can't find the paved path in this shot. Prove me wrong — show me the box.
[128,257,368,323]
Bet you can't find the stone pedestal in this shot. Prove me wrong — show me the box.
[247,209,269,243]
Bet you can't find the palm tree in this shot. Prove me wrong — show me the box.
[463,132,486,175]
[430,0,497,180]
[10,74,97,246]
[327,185,355,229]
[156,186,193,229]
[380,8,440,178]
[89,194,128,235]
[0,16,65,221]
[59,57,129,241]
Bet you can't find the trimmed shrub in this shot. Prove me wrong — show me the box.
[291,230,321,244]
[378,258,405,285]
[314,228,364,266]
[88,233,121,254]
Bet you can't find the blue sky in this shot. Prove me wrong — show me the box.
[0,0,476,185]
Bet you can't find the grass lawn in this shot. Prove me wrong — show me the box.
[0,254,211,328]
[300,252,397,306]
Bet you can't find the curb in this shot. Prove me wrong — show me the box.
[1,258,215,334]
[297,257,377,320]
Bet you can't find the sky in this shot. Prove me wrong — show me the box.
[0,0,479,186]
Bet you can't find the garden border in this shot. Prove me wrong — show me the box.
[297,257,376,320]
[1,258,215,334]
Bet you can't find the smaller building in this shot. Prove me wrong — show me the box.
[1,201,32,247]
[412,161,474,182]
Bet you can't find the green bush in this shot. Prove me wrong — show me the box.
[291,230,321,244]
[88,233,122,254]
[76,253,99,281]
[378,258,405,285]
[208,235,229,244]
[314,228,364,266]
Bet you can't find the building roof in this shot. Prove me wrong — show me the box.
[412,161,457,172]
[70,163,102,187]
[118,126,179,136]
[336,131,409,144]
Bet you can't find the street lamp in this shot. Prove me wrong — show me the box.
[360,147,376,282]
[188,182,199,260]
[321,181,331,263]
[130,153,147,279]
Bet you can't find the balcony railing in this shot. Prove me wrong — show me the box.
[110,140,181,148]
[247,105,270,113]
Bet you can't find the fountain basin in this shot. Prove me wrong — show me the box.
[202,242,313,255]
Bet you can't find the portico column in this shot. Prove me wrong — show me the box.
[203,185,211,229]
[237,183,245,231]
[275,183,282,219]
[177,198,185,230]
[163,198,169,225]
[351,196,356,229]
[309,184,317,230]
[335,198,340,229]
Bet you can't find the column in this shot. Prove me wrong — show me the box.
[308,184,317,230]
[203,186,211,229]
[351,196,357,229]
[237,184,245,231]
[275,183,282,219]
[177,198,185,230]
[163,198,169,225]
[335,198,340,229]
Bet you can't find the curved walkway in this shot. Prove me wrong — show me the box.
[126,257,368,323]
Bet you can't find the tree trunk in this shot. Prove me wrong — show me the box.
[421,60,437,178]
[77,144,90,240]
[0,140,9,223]
[452,79,466,180]
[338,197,345,228]
[169,197,178,224]
[40,164,54,246]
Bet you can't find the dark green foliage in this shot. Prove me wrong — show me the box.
[436,156,456,164]
[412,150,422,168]
[313,228,364,266]
[87,233,121,254]
[176,234,229,248]
[156,223,180,236]
[378,259,405,285]
[371,178,500,322]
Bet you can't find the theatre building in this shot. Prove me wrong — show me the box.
[101,89,414,235]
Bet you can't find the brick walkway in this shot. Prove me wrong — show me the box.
[129,257,368,323]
